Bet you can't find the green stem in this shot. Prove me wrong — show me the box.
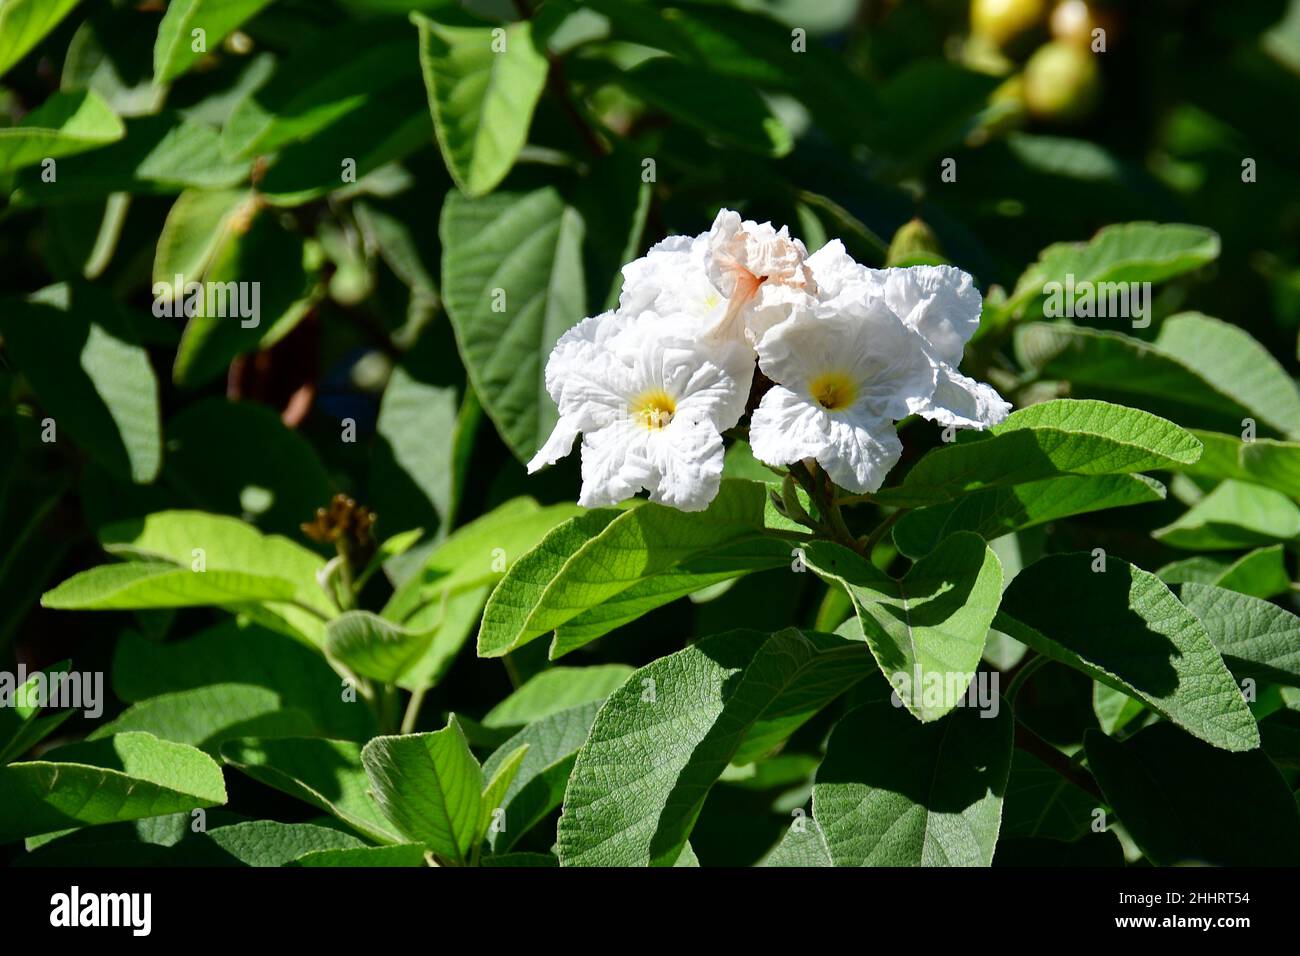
[1006,653,1049,701]
[400,687,427,735]
[862,509,908,557]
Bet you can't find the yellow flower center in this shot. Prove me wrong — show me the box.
[632,390,677,430]
[810,371,856,411]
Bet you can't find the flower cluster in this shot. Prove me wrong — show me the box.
[529,210,1010,511]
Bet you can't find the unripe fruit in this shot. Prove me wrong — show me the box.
[1022,40,1100,121]
[886,219,942,267]
[971,0,1047,50]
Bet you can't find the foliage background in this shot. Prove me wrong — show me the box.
[2,0,1300,867]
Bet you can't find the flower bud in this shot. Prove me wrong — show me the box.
[1022,40,1100,121]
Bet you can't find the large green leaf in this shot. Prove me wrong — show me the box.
[9,113,252,205]
[1180,582,1300,686]
[606,57,791,157]
[0,284,161,483]
[413,14,548,197]
[88,684,315,755]
[439,186,585,464]
[1017,314,1300,437]
[996,553,1259,751]
[482,701,600,852]
[481,664,633,728]
[113,622,374,740]
[221,736,402,845]
[99,510,332,617]
[1158,545,1291,600]
[874,400,1202,507]
[476,480,789,659]
[1182,430,1300,500]
[760,819,833,867]
[1000,750,1096,841]
[361,717,483,864]
[1153,479,1300,550]
[0,0,83,76]
[557,628,873,866]
[1085,723,1300,865]
[42,561,298,610]
[804,535,1003,722]
[893,474,1165,558]
[998,222,1220,320]
[153,0,276,83]
[0,732,226,843]
[811,698,1013,866]
[220,22,417,159]
[0,89,124,174]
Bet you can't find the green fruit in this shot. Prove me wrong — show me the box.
[1022,40,1101,121]
[971,0,1048,50]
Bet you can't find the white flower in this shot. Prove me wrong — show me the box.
[806,241,1011,429]
[616,209,816,350]
[749,297,937,493]
[528,309,752,511]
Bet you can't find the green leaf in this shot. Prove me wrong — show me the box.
[0,89,124,174]
[0,283,161,483]
[0,661,76,765]
[557,628,873,866]
[476,480,788,659]
[874,400,1202,507]
[481,701,600,852]
[608,57,791,157]
[9,113,252,206]
[100,509,333,618]
[1016,314,1300,437]
[0,0,83,77]
[1092,682,1146,736]
[220,22,418,159]
[0,732,226,843]
[893,474,1165,558]
[361,717,483,864]
[476,743,528,846]
[289,844,428,867]
[113,622,374,740]
[1158,545,1291,600]
[811,698,1013,866]
[186,820,364,867]
[804,534,1003,722]
[325,611,434,684]
[999,222,1220,320]
[153,0,276,83]
[221,737,402,845]
[1180,583,1300,686]
[371,360,460,535]
[481,665,633,728]
[1153,479,1300,550]
[760,819,833,867]
[1182,430,1300,500]
[1085,723,1300,865]
[413,14,548,197]
[996,553,1259,751]
[1000,750,1096,841]
[440,186,585,464]
[42,562,298,610]
[88,684,316,755]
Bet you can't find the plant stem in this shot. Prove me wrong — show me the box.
[1014,720,1104,802]
[1006,652,1049,701]
[400,687,427,735]
[862,508,907,556]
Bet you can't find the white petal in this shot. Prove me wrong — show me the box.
[878,265,982,368]
[527,415,581,474]
[577,418,724,512]
[618,232,723,334]
[750,386,835,466]
[917,363,1012,430]
[758,302,936,421]
[804,239,863,299]
[816,409,904,494]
